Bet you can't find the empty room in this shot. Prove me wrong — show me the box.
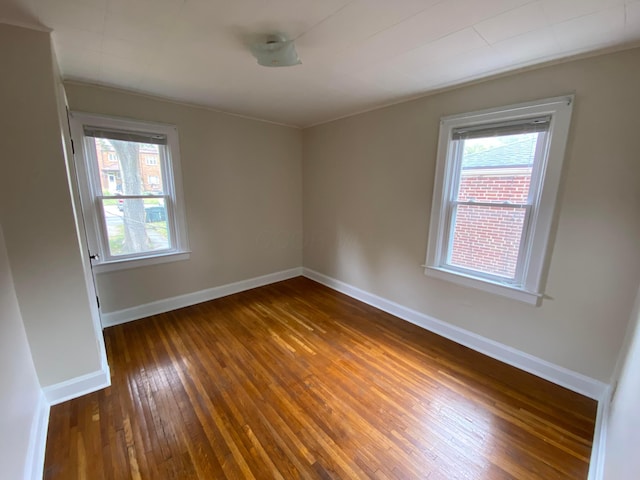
[1,1,640,479]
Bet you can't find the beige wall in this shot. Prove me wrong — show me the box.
[0,24,104,386]
[64,83,303,313]
[0,225,43,480]
[303,47,640,382]
[603,284,640,478]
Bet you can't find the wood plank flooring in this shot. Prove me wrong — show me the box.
[44,277,597,479]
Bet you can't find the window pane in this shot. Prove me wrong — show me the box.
[102,198,169,256]
[448,204,526,279]
[92,138,163,195]
[457,133,539,203]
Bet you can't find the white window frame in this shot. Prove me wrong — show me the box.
[70,112,190,273]
[425,95,574,305]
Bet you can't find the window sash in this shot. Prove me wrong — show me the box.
[100,194,165,200]
[96,212,175,260]
[94,194,177,261]
[450,200,530,208]
[86,138,176,262]
[443,202,533,284]
[85,141,167,195]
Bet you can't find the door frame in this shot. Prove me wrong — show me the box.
[58,83,110,373]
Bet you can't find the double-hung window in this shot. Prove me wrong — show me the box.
[70,112,189,272]
[425,96,574,305]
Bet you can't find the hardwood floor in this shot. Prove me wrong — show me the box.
[44,277,596,479]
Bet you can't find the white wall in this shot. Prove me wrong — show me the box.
[64,82,303,314]
[0,224,45,480]
[0,23,104,386]
[303,47,640,382]
[602,285,640,478]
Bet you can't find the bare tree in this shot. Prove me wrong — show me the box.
[108,140,148,253]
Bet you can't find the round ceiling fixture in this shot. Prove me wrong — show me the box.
[250,34,301,67]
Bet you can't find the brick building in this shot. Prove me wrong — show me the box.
[95,141,162,195]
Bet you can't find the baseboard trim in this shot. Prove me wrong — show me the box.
[43,366,111,406]
[23,391,50,480]
[100,267,304,328]
[302,268,608,400]
[587,386,611,480]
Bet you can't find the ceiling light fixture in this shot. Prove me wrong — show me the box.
[250,34,301,67]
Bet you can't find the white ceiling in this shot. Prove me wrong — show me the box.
[3,0,640,127]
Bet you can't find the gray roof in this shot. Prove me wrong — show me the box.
[462,134,537,169]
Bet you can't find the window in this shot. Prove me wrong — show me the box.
[145,156,158,165]
[70,112,189,272]
[425,96,574,305]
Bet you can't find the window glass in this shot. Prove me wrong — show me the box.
[448,132,541,280]
[449,204,526,279]
[92,139,164,195]
[89,136,168,258]
[102,198,169,256]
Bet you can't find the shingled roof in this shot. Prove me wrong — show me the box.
[462,134,538,169]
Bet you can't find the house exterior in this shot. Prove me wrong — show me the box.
[96,143,162,195]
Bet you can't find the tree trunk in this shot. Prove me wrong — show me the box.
[109,140,147,253]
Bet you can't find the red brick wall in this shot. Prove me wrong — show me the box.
[139,153,162,192]
[449,170,531,279]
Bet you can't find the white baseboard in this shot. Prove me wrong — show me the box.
[43,366,111,406]
[100,267,304,328]
[588,386,612,480]
[302,268,608,400]
[23,391,50,480]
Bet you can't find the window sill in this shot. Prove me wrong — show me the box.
[424,266,543,306]
[92,251,191,274]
